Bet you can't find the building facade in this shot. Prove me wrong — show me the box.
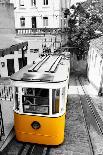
[87,37,103,95]
[10,0,71,29]
[0,2,28,77]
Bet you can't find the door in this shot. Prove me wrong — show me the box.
[18,57,27,70]
[7,59,15,76]
[32,16,36,28]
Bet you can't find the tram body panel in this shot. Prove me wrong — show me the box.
[10,54,70,145]
[14,113,65,145]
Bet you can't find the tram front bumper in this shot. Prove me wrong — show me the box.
[14,112,65,145]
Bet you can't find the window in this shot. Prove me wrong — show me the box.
[22,88,49,115]
[43,0,48,5]
[19,0,24,6]
[31,0,36,6]
[43,17,48,27]
[1,62,5,67]
[30,49,39,53]
[61,87,66,105]
[20,17,25,27]
[52,89,60,114]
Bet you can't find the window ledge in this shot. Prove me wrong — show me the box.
[19,6,26,9]
[42,5,50,8]
[30,5,36,8]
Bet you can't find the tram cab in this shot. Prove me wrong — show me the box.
[10,54,70,145]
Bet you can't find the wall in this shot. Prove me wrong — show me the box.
[0,3,15,34]
[87,37,103,93]
[70,53,87,75]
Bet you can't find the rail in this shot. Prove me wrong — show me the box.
[1,137,51,155]
[15,28,69,35]
[46,56,62,73]
[76,75,103,155]
[28,56,50,72]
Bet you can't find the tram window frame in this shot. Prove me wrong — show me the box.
[52,89,60,114]
[14,87,20,111]
[22,88,49,115]
[61,87,66,112]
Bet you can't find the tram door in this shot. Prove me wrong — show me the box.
[7,59,15,76]
[32,16,36,28]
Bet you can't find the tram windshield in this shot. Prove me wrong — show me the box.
[22,88,49,115]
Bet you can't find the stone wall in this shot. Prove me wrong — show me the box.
[0,3,15,34]
[87,36,103,93]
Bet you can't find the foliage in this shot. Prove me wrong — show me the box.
[64,2,102,60]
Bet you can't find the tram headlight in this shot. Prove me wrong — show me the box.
[31,121,41,129]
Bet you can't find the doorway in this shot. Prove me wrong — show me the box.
[7,59,15,76]
[18,57,27,70]
[32,16,36,28]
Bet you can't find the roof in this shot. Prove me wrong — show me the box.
[0,34,28,57]
[10,55,70,83]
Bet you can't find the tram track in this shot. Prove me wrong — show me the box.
[75,75,103,155]
[0,137,51,155]
[79,76,103,134]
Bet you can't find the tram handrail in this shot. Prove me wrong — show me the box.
[28,56,47,72]
[33,56,50,72]
[50,56,62,73]
[28,56,50,72]
[45,56,62,73]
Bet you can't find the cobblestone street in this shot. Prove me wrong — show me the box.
[49,75,91,155]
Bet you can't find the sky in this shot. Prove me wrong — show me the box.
[70,0,87,5]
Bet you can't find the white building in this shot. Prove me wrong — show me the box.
[10,0,71,29]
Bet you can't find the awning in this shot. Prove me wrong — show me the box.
[0,34,28,57]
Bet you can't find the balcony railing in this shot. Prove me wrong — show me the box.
[16,28,69,35]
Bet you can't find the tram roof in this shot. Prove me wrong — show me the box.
[0,34,28,57]
[10,55,70,83]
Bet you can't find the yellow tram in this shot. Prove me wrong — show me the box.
[10,54,70,145]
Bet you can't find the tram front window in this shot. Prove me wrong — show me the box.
[22,88,49,115]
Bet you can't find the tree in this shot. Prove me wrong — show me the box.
[64,2,102,60]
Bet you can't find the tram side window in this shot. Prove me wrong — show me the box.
[52,89,60,114]
[61,87,66,112]
[15,87,20,111]
[22,88,49,115]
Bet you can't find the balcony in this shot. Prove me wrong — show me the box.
[15,28,69,36]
